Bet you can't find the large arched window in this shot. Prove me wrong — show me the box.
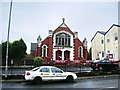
[56,33,70,46]
[78,46,83,58]
[42,45,48,57]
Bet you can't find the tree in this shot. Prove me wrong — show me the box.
[23,54,33,60]
[11,38,27,60]
[33,57,43,66]
[2,41,12,60]
[88,47,92,60]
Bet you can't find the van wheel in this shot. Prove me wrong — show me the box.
[33,77,42,84]
[66,76,74,82]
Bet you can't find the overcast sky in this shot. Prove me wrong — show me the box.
[1,0,119,54]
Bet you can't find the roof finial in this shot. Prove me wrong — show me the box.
[63,18,65,23]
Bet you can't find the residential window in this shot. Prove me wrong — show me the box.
[42,45,47,57]
[102,51,104,57]
[101,37,104,44]
[108,50,110,53]
[114,33,118,41]
[78,46,83,58]
[56,33,70,46]
[107,35,110,42]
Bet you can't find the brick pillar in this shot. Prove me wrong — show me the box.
[37,47,41,57]
[48,37,53,62]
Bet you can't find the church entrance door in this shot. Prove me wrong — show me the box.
[64,50,70,60]
[56,50,62,60]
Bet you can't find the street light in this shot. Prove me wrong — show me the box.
[5,0,13,78]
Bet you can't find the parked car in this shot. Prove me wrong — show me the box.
[91,60,118,71]
[25,66,77,84]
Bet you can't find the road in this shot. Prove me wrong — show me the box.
[2,76,119,89]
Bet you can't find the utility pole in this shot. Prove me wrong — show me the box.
[5,0,13,78]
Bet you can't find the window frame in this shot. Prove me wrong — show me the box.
[51,67,63,73]
[40,67,50,73]
[42,45,48,57]
[107,35,110,43]
[55,33,71,47]
[114,33,118,41]
[78,46,83,58]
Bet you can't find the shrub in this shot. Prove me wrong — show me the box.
[104,58,109,60]
[33,57,43,66]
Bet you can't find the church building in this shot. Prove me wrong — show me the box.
[31,19,88,63]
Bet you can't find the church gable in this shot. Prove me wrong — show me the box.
[53,18,74,36]
[31,18,88,63]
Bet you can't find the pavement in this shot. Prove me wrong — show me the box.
[1,74,120,83]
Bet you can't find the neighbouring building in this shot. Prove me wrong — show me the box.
[31,18,88,63]
[91,24,120,60]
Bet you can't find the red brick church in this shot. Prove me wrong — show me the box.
[31,19,88,63]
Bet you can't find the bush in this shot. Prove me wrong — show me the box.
[104,58,109,60]
[33,57,43,66]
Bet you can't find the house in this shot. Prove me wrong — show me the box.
[91,24,120,60]
[31,18,88,63]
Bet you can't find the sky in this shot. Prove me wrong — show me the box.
[1,0,119,54]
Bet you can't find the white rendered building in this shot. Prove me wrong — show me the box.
[91,24,120,60]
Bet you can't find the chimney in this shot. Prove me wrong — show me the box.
[37,35,42,47]
[49,30,52,37]
[74,32,78,38]
[83,38,87,49]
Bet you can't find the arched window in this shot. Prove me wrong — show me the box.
[56,33,70,46]
[42,45,47,57]
[78,46,83,58]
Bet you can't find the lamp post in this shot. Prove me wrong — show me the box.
[5,0,13,78]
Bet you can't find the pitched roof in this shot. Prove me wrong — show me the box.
[53,18,74,35]
[91,24,120,42]
[91,31,105,42]
[105,24,120,34]
[98,31,106,35]
[59,22,68,28]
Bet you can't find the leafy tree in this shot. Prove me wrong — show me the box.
[11,38,27,60]
[2,41,12,60]
[23,54,33,60]
[88,47,92,60]
[33,57,43,66]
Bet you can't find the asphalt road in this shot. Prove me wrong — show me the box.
[2,76,120,89]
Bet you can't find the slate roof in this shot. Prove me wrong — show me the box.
[91,24,120,42]
[98,31,106,35]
